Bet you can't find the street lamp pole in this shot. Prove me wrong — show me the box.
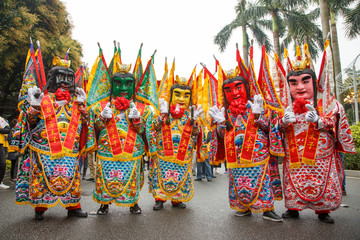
[353,54,360,124]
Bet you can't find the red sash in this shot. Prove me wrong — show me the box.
[105,102,145,158]
[161,118,193,163]
[225,113,259,168]
[285,125,301,169]
[286,123,320,169]
[63,102,81,152]
[302,122,320,166]
[123,103,145,154]
[225,127,236,166]
[239,113,258,164]
[162,118,174,157]
[41,95,62,155]
[176,119,193,162]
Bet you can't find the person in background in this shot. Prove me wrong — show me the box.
[0,116,10,189]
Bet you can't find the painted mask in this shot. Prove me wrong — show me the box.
[112,76,134,100]
[288,73,314,100]
[171,88,191,110]
[223,80,248,104]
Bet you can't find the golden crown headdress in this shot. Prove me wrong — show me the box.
[115,62,132,74]
[52,56,71,68]
[289,39,314,72]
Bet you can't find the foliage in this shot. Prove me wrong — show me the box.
[344,1,360,39]
[343,123,360,170]
[0,0,83,118]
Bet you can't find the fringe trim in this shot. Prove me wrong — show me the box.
[29,145,79,159]
[302,157,316,166]
[227,158,268,169]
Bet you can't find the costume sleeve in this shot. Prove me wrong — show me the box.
[334,101,356,153]
[143,106,157,156]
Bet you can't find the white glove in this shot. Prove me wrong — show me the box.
[100,102,113,119]
[209,106,225,124]
[75,87,86,103]
[128,102,141,119]
[248,94,263,115]
[282,106,296,125]
[159,98,168,114]
[28,86,43,107]
[193,105,204,119]
[305,104,319,123]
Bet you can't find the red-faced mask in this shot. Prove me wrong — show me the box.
[224,80,248,104]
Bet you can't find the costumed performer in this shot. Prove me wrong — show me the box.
[12,54,88,220]
[151,75,203,210]
[209,69,283,221]
[86,63,154,214]
[279,40,355,223]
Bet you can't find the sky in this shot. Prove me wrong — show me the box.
[62,0,360,80]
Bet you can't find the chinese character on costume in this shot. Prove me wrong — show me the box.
[151,70,203,210]
[11,40,88,220]
[86,44,158,214]
[208,44,284,221]
[274,39,355,223]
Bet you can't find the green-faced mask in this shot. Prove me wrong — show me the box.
[111,76,134,100]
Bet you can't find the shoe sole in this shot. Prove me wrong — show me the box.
[235,212,252,217]
[263,216,283,222]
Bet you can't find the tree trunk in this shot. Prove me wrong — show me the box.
[330,11,342,101]
[242,24,249,67]
[271,12,281,58]
[319,0,330,41]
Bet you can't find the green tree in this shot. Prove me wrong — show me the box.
[344,1,360,39]
[214,0,272,66]
[0,0,82,117]
[242,0,323,61]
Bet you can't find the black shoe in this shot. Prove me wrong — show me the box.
[130,204,142,214]
[35,211,44,220]
[212,175,217,178]
[86,178,94,182]
[82,175,86,180]
[68,208,88,218]
[318,213,334,223]
[263,210,283,222]
[153,201,164,211]
[235,210,252,217]
[97,204,109,215]
[207,179,212,182]
[194,178,202,181]
[172,202,186,209]
[282,210,299,219]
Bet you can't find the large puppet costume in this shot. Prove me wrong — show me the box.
[274,39,355,223]
[11,41,88,220]
[209,64,284,221]
[151,73,203,211]
[86,44,157,214]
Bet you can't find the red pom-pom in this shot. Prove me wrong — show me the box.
[170,104,185,119]
[55,89,71,101]
[228,98,247,116]
[293,98,310,114]
[114,97,130,110]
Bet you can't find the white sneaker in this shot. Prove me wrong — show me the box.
[0,182,10,189]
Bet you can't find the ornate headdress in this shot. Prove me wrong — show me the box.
[52,56,71,68]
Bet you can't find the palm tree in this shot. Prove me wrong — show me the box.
[214,0,272,67]
[344,1,360,39]
[243,0,323,60]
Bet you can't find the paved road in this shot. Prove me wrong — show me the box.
[0,167,359,240]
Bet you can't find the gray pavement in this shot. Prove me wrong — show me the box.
[0,166,359,240]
